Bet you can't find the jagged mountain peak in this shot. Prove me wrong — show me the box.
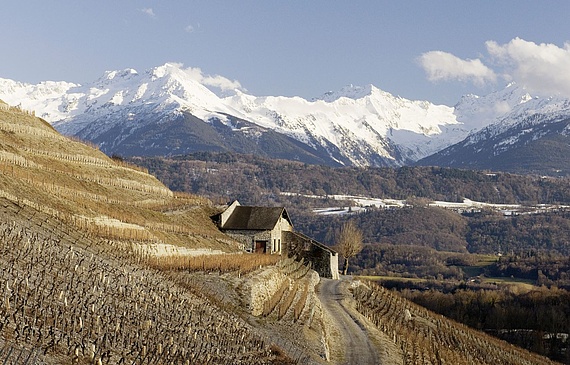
[316,84,379,102]
[147,62,188,79]
[314,84,415,105]
[455,82,532,110]
[100,68,139,82]
[452,82,539,132]
[52,63,242,134]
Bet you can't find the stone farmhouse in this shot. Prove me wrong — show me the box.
[213,201,339,279]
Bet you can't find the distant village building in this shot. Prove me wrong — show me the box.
[0,100,9,111]
[214,200,339,279]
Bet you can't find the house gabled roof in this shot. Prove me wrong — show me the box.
[289,231,337,254]
[221,206,292,230]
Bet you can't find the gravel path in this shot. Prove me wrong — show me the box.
[317,278,382,365]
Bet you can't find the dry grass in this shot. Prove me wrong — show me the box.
[148,253,281,274]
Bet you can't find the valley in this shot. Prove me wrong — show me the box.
[127,151,570,362]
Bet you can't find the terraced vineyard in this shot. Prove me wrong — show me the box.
[0,103,292,363]
[352,282,559,365]
[0,211,279,364]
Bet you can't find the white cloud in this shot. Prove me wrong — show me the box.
[419,38,570,98]
[493,100,512,115]
[486,38,570,97]
[141,8,156,18]
[180,65,243,92]
[184,23,200,34]
[418,51,497,87]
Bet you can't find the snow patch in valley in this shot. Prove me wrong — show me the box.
[282,192,565,217]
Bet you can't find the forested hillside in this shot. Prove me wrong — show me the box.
[127,152,570,206]
[127,152,570,257]
[293,207,570,255]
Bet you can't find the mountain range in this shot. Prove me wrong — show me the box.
[1,63,569,174]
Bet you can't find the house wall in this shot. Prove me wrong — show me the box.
[269,216,293,254]
[223,229,271,253]
[222,216,292,255]
[219,200,240,227]
[309,246,339,280]
[283,231,339,279]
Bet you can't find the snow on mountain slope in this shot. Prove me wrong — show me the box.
[454,83,532,128]
[0,77,78,120]
[224,84,464,164]
[2,63,569,167]
[0,64,246,131]
[417,84,570,175]
[50,64,250,136]
[459,85,570,147]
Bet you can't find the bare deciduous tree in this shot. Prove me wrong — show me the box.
[336,220,363,275]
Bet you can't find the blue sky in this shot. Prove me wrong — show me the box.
[2,1,570,105]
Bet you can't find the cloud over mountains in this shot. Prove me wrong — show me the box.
[417,51,496,87]
[418,38,570,98]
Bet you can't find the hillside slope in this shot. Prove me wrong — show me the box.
[0,101,301,363]
[0,100,234,252]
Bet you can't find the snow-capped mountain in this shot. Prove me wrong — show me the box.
[418,86,570,175]
[224,84,468,165]
[1,63,569,170]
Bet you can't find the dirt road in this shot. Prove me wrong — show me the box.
[317,278,383,365]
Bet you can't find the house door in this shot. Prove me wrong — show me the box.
[255,240,267,253]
